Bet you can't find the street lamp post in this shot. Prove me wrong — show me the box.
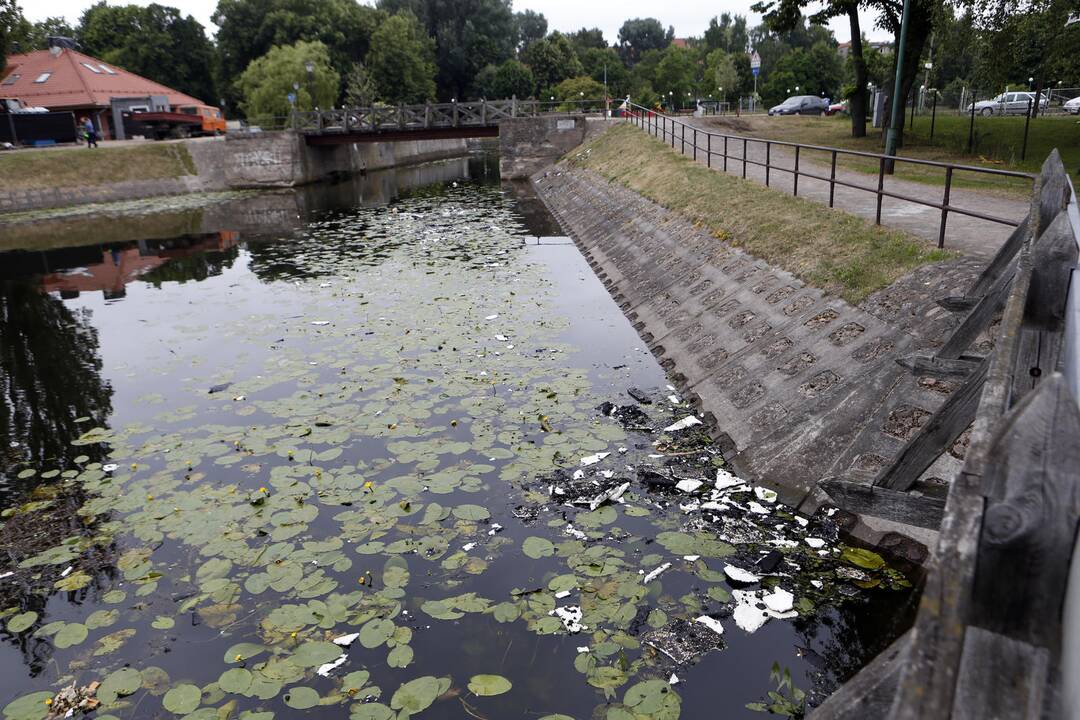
[304,60,316,111]
[884,0,913,172]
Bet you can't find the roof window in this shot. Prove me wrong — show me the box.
[81,62,102,74]
[1,74,19,86]
[33,72,52,83]
[99,64,117,75]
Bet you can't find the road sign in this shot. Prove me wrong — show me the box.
[750,51,761,70]
[287,92,297,105]
[752,67,759,77]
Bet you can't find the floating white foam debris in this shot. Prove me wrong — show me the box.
[316,654,348,677]
[666,384,676,391]
[494,334,508,341]
[554,590,572,599]
[701,501,727,511]
[663,416,702,432]
[488,523,503,536]
[732,590,770,633]
[810,580,824,589]
[332,632,360,647]
[572,469,585,480]
[794,516,810,527]
[715,468,740,490]
[618,447,628,454]
[484,314,499,320]
[580,452,610,466]
[676,478,704,493]
[754,487,778,503]
[770,539,799,549]
[232,395,245,401]
[462,542,477,551]
[648,454,665,459]
[805,538,826,549]
[763,588,794,614]
[310,320,331,326]
[826,508,838,517]
[319,282,333,287]
[642,562,672,584]
[550,605,586,633]
[669,673,680,685]
[683,555,701,562]
[588,482,629,511]
[60,566,73,578]
[576,646,590,653]
[723,565,761,584]
[0,571,12,580]
[747,501,771,515]
[600,470,614,479]
[102,463,118,472]
[565,524,587,540]
[694,615,725,635]
[668,395,681,405]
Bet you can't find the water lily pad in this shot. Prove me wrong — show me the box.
[387,644,413,668]
[522,536,555,559]
[349,704,393,720]
[53,622,88,649]
[452,504,490,521]
[225,643,267,663]
[623,679,680,718]
[6,612,37,634]
[468,674,512,697]
[390,676,445,714]
[219,668,253,694]
[291,640,341,667]
[359,618,395,649]
[283,686,319,710]
[98,667,142,703]
[162,684,201,715]
[151,616,175,630]
[2,691,54,720]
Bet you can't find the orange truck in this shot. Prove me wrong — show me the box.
[176,105,226,135]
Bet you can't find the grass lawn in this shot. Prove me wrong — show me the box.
[703,113,1079,195]
[570,124,951,305]
[0,142,197,191]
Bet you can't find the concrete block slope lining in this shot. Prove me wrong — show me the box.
[531,164,961,521]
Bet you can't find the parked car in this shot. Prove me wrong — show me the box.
[768,95,829,116]
[967,91,1048,116]
[825,100,848,116]
[1065,96,1080,115]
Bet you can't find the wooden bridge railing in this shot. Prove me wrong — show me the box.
[291,98,611,135]
[811,150,1080,719]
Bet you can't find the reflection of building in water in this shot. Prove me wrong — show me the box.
[27,232,240,300]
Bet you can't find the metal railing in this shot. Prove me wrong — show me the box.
[291,98,610,135]
[624,102,1035,249]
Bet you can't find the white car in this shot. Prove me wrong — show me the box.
[1065,96,1080,115]
[967,91,1048,116]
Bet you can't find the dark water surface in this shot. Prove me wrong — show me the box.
[0,155,914,720]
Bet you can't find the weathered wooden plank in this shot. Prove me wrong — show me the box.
[961,214,1031,303]
[1025,210,1079,330]
[895,354,982,378]
[809,631,910,720]
[886,473,985,720]
[970,374,1080,651]
[820,479,945,529]
[875,357,989,491]
[951,626,1049,720]
[938,270,1015,361]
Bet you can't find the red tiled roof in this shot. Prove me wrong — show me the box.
[0,48,206,110]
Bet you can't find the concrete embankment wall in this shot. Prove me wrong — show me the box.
[0,133,469,214]
[533,165,977,559]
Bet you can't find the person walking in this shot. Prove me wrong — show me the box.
[83,117,98,148]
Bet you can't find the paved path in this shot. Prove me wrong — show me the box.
[637,117,1031,259]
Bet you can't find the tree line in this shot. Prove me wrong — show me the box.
[1,0,1077,141]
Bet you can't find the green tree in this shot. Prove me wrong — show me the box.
[78,2,217,103]
[617,17,674,66]
[367,11,436,104]
[24,17,76,50]
[580,46,630,97]
[213,0,383,107]
[707,49,740,102]
[522,32,583,96]
[653,46,696,102]
[569,27,607,54]
[237,39,339,119]
[343,61,376,106]
[482,58,535,98]
[551,75,605,105]
[376,0,516,100]
[514,9,546,53]
[704,13,750,54]
[0,0,32,76]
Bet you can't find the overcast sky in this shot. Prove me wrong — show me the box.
[26,0,894,46]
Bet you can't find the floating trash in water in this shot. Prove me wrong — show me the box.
[664,416,703,432]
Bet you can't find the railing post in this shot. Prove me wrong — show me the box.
[829,150,837,207]
[399,104,405,129]
[511,95,517,118]
[724,136,728,172]
[742,138,747,179]
[765,141,771,187]
[453,102,459,127]
[876,156,886,224]
[672,118,676,149]
[693,128,697,161]
[707,134,711,169]
[938,166,953,249]
[793,145,800,197]
[481,100,487,125]
[344,108,351,132]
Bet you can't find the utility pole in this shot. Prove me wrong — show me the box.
[884,0,912,173]
[604,63,609,118]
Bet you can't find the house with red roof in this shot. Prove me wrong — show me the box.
[1,44,220,140]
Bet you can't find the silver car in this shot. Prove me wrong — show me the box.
[1065,96,1080,115]
[967,91,1048,116]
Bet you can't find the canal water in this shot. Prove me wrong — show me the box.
[0,154,914,720]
